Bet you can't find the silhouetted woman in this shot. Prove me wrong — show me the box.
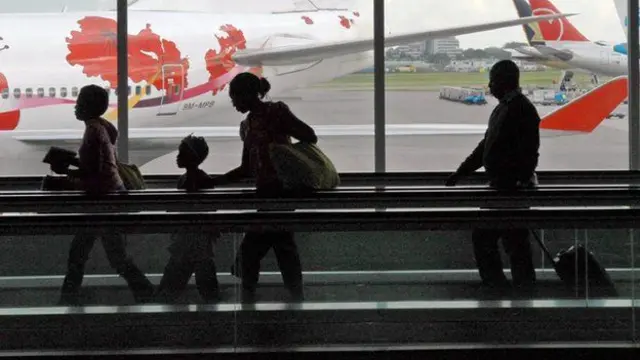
[215,72,317,302]
[52,84,154,305]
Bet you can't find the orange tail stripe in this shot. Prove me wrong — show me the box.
[540,76,628,133]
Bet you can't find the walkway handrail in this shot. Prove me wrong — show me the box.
[0,207,635,235]
[0,185,639,213]
[1,170,640,190]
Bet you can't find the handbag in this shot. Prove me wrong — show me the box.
[116,161,146,190]
[269,141,340,190]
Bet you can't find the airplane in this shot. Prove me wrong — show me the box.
[510,0,628,85]
[0,0,588,166]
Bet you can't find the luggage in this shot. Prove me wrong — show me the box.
[116,161,146,190]
[42,146,77,167]
[269,142,340,190]
[531,231,618,297]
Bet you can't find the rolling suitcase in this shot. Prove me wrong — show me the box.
[531,231,618,297]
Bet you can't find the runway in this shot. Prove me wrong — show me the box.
[0,88,630,176]
[0,88,633,307]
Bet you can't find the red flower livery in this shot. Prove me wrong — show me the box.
[66,16,190,92]
[205,24,248,95]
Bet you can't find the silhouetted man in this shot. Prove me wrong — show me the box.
[446,60,539,292]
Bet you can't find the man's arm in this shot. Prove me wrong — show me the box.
[516,102,541,180]
[456,138,486,176]
[446,138,485,186]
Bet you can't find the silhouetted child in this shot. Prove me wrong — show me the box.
[155,135,219,303]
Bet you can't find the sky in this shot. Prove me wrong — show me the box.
[0,0,627,49]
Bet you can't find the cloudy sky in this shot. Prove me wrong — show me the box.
[0,0,627,48]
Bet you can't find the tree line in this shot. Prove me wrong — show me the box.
[386,41,528,64]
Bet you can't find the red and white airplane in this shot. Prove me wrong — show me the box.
[0,0,622,162]
[510,0,628,83]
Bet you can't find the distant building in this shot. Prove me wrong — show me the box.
[393,42,427,59]
[425,37,462,57]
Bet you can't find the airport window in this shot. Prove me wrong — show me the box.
[60,87,67,97]
[13,88,20,99]
[25,88,33,98]
[49,87,56,98]
[37,88,44,98]
[71,87,79,97]
[1,88,8,99]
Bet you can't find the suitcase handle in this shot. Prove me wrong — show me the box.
[531,230,556,265]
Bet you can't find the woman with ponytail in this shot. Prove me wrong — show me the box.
[215,72,317,303]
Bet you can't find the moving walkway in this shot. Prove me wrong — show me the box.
[0,188,638,355]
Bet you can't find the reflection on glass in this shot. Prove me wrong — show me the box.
[0,228,631,309]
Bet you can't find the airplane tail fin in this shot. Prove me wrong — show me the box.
[614,0,631,36]
[540,76,628,133]
[512,0,588,45]
[512,0,543,45]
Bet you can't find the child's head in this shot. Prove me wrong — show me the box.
[177,134,209,169]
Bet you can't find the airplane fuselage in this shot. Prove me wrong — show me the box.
[514,41,628,78]
[550,42,628,77]
[0,10,374,132]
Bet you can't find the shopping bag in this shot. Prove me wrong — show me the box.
[269,142,340,190]
[116,161,146,190]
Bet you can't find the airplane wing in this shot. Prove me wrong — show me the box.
[232,13,575,66]
[534,45,574,62]
[505,48,549,62]
[510,53,548,62]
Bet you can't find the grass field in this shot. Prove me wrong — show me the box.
[313,71,602,91]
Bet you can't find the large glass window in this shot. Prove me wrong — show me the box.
[1,0,633,176]
[0,0,119,176]
[385,0,629,171]
[0,0,640,355]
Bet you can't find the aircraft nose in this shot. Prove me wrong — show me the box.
[0,73,19,131]
[0,110,20,131]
